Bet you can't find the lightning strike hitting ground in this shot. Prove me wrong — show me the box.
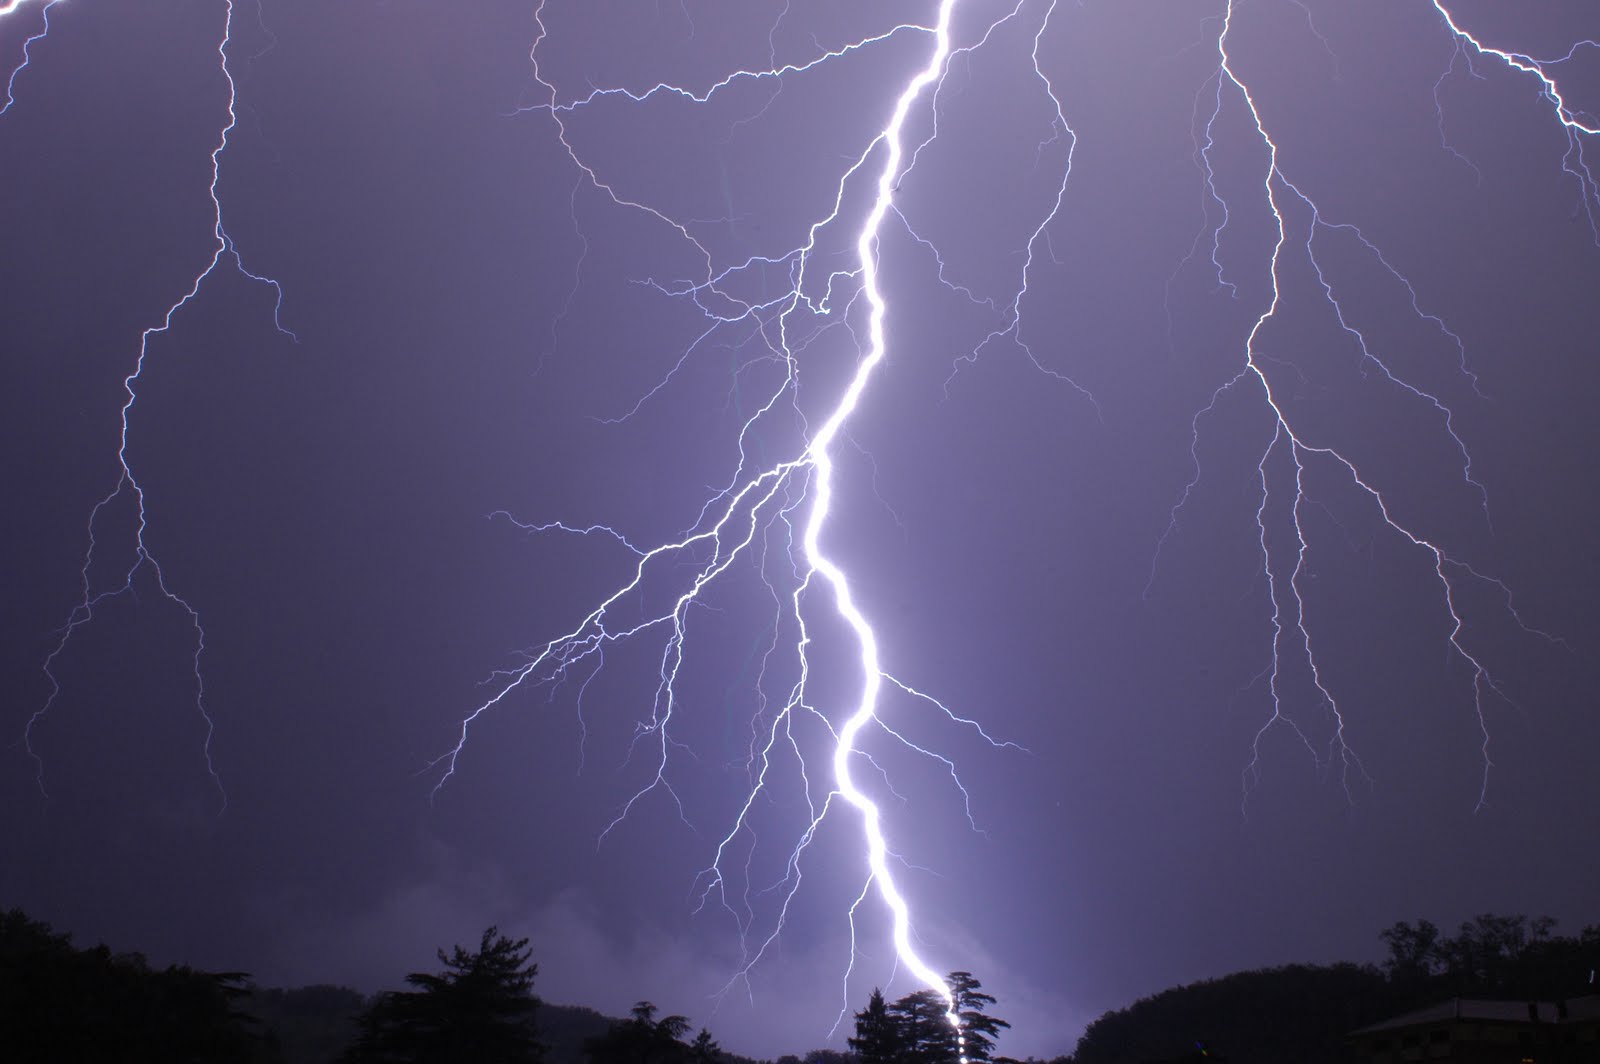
[13,0,1593,1051]
[20,0,294,808]
[442,0,1583,1037]
[432,0,998,1045]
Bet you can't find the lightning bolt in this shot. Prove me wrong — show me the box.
[1150,1,1578,812]
[14,0,1590,1052]
[0,0,59,117]
[1432,2,1600,236]
[22,0,294,808]
[430,0,1041,1050]
[436,0,1587,1044]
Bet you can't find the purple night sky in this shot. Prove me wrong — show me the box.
[2,1,1597,1058]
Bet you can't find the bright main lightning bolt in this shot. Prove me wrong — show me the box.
[1432,2,1600,235]
[805,0,968,1045]
[22,0,293,806]
[435,0,1002,1047]
[15,0,1590,1051]
[432,0,1592,1044]
[1,0,60,116]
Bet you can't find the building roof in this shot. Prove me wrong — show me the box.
[1351,996,1600,1037]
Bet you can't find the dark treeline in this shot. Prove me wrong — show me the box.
[2,908,1595,1064]
[0,909,759,1064]
[848,974,1010,1063]
[1065,914,1600,1064]
[1377,914,1600,1000]
[0,908,263,1063]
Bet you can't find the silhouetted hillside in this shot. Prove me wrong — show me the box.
[10,905,1594,1064]
[0,909,264,1064]
[249,986,365,1064]
[1066,963,1403,1064]
[541,1003,628,1064]
[250,990,762,1064]
[1065,916,1600,1064]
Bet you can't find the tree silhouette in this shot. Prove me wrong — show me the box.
[850,987,905,1064]
[0,909,262,1064]
[850,972,1010,1064]
[802,1051,860,1064]
[687,1027,723,1064]
[948,971,1009,1063]
[582,1000,693,1064]
[890,988,961,1064]
[1379,920,1441,985]
[343,926,543,1064]
[1375,912,1598,1000]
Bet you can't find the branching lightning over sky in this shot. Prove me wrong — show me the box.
[14,0,294,808]
[11,0,1596,1049]
[1149,0,1585,812]
[428,0,992,1041]
[1431,2,1600,235]
[440,0,1585,1035]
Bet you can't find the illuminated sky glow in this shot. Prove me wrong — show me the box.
[3,2,1597,1058]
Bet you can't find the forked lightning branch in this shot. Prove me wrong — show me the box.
[6,0,1590,1051]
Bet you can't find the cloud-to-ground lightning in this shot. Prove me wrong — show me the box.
[433,0,1584,1041]
[420,0,1586,1039]
[14,0,1593,1051]
[20,0,294,808]
[433,0,999,1047]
